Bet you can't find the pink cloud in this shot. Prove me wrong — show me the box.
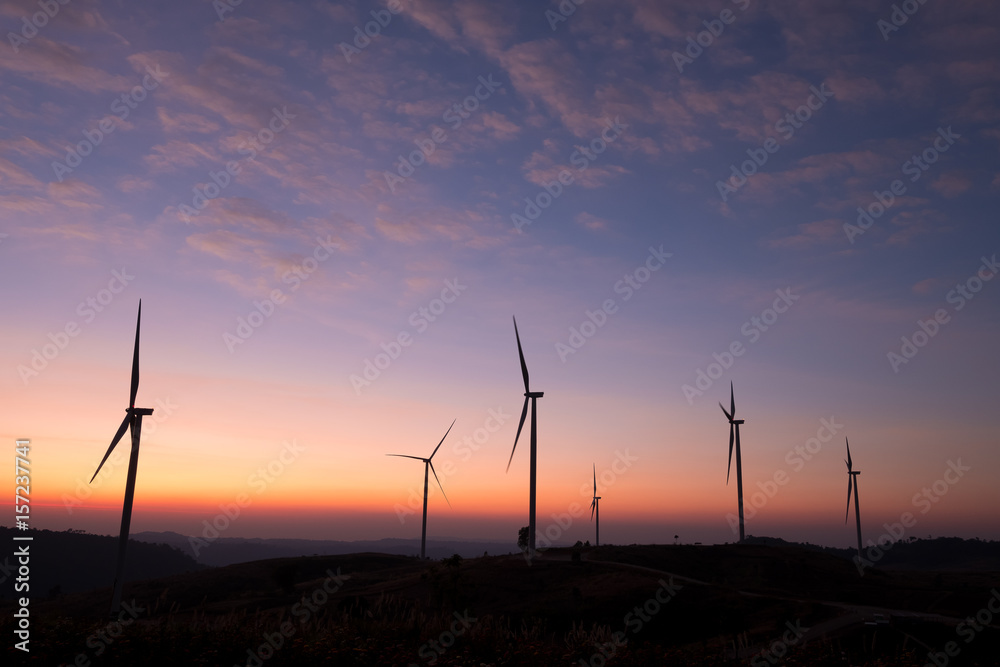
[575,212,609,231]
[930,172,974,198]
[46,180,102,204]
[498,39,599,137]
[764,219,843,250]
[144,140,222,173]
[520,145,630,190]
[911,278,940,296]
[0,156,42,190]
[116,175,155,193]
[0,37,130,92]
[372,203,506,249]
[481,111,520,140]
[885,209,951,246]
[157,108,222,135]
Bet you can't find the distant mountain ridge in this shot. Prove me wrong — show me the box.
[3,527,995,605]
[130,530,1000,570]
[0,526,203,599]
[132,531,519,566]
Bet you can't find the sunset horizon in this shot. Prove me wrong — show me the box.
[4,1,1000,663]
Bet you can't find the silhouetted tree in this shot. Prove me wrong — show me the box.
[517,526,529,552]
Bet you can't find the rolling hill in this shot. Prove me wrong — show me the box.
[4,535,999,666]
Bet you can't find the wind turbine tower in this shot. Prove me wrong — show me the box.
[719,382,746,543]
[89,300,154,616]
[387,420,455,559]
[591,464,601,547]
[507,317,544,555]
[845,438,863,563]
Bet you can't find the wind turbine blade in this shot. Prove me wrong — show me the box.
[507,397,529,473]
[129,300,141,408]
[726,424,734,484]
[386,454,426,461]
[513,316,530,392]
[429,462,450,507]
[593,463,596,496]
[590,498,596,520]
[846,438,853,471]
[718,402,732,422]
[730,381,735,419]
[430,419,456,460]
[846,475,853,523]
[91,414,131,483]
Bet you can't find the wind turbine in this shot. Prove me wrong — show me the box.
[590,464,601,547]
[387,420,455,559]
[506,316,544,555]
[90,300,154,616]
[845,438,863,562]
[719,382,746,543]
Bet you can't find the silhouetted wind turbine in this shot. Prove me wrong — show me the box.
[506,316,544,555]
[845,438,863,562]
[387,420,455,559]
[720,382,746,543]
[90,300,154,616]
[590,464,601,547]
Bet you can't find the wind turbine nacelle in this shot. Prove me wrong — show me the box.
[525,391,545,398]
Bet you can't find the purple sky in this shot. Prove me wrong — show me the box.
[2,0,998,549]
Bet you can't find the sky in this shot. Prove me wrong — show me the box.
[2,0,998,551]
